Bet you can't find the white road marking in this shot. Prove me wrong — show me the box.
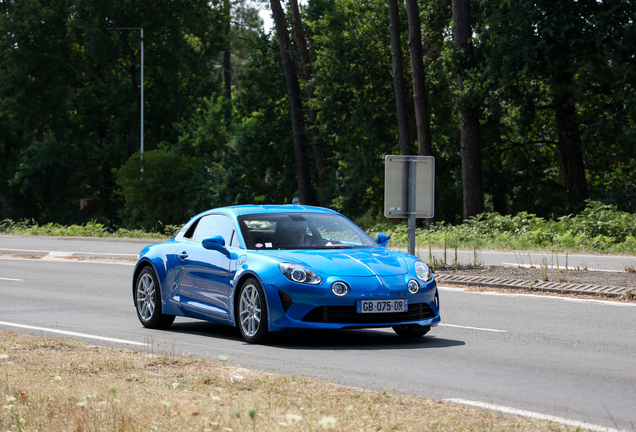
[438,285,636,307]
[41,251,74,260]
[438,323,507,333]
[0,321,146,346]
[372,322,506,333]
[0,247,137,256]
[443,398,626,432]
[0,277,23,281]
[0,254,135,266]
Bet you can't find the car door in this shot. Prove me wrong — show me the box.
[177,214,237,319]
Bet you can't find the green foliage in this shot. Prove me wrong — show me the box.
[310,0,401,215]
[556,201,636,240]
[5,200,632,255]
[0,218,171,238]
[587,160,636,214]
[7,137,81,223]
[306,0,463,221]
[368,201,636,254]
[185,34,299,208]
[114,147,205,230]
[475,0,636,215]
[1,0,635,230]
[0,0,227,225]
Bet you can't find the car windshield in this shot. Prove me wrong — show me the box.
[237,213,378,250]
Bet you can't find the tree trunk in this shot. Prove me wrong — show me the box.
[405,0,439,224]
[36,125,45,142]
[288,0,311,81]
[289,0,327,189]
[459,107,484,219]
[270,0,316,205]
[552,78,587,208]
[452,0,484,219]
[404,0,432,157]
[223,19,232,127]
[388,0,412,156]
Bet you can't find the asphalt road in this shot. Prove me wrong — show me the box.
[1,236,635,431]
[408,247,636,272]
[3,234,635,270]
[0,234,162,256]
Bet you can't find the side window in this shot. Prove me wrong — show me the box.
[183,218,200,239]
[230,231,241,248]
[193,215,235,245]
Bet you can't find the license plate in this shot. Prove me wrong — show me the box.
[357,299,408,314]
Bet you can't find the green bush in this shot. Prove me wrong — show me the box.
[3,200,635,254]
[114,146,206,231]
[0,218,169,238]
[367,201,636,254]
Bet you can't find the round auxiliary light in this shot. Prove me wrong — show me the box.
[290,268,307,283]
[408,279,420,294]
[332,282,349,297]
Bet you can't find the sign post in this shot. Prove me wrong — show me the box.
[384,155,435,255]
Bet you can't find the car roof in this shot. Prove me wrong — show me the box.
[202,204,339,218]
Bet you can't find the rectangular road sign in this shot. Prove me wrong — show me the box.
[384,155,435,218]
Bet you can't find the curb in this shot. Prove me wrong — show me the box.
[3,248,633,298]
[435,274,633,298]
[0,249,136,264]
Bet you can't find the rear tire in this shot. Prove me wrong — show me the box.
[236,277,269,344]
[392,325,430,338]
[134,266,175,329]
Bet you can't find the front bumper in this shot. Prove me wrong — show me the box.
[263,273,440,332]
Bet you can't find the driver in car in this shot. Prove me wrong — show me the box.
[275,219,311,247]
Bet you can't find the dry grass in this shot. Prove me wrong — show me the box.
[1,253,43,260]
[1,332,577,432]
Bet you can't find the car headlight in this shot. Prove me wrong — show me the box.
[279,263,322,285]
[414,260,432,282]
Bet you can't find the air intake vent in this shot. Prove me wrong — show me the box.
[278,290,293,313]
[301,303,435,324]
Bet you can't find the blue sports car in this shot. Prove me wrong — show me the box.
[133,205,440,343]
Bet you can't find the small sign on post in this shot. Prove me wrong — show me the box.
[384,155,435,255]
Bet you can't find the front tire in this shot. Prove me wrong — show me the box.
[134,266,175,329]
[392,325,430,338]
[236,277,269,344]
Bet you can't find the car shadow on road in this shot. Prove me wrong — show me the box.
[166,320,465,350]
[165,319,241,341]
[269,329,465,351]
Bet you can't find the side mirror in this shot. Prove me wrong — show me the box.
[374,232,391,247]
[202,236,230,257]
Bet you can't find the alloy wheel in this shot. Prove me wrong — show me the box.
[136,273,155,321]
[239,283,261,337]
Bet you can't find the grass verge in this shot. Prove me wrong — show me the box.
[4,201,636,255]
[0,332,577,432]
[364,201,636,255]
[0,220,177,239]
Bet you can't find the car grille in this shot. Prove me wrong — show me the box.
[301,303,436,324]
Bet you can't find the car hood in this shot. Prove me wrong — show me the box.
[263,248,409,277]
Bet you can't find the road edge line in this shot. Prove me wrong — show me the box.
[443,398,626,432]
[0,321,146,346]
